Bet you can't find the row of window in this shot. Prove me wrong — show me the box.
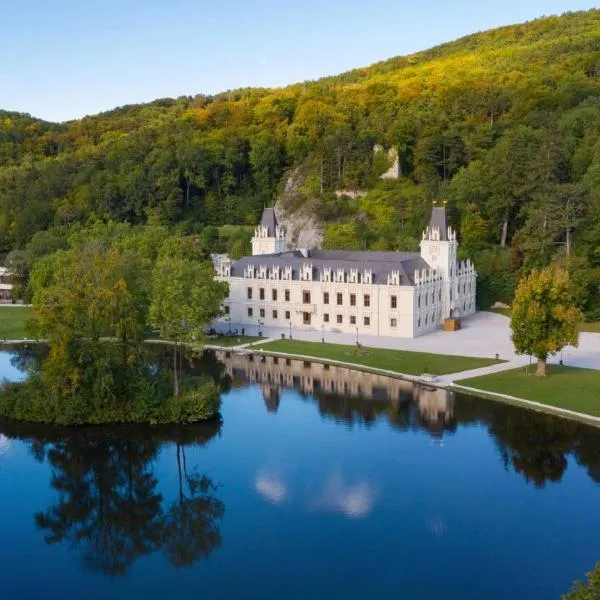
[247,308,292,319]
[246,287,401,308]
[244,307,373,326]
[248,288,292,301]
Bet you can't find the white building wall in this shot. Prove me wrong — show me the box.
[217,273,422,338]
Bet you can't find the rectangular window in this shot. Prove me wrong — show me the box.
[363,316,370,326]
[248,307,253,317]
[350,293,356,306]
[272,289,277,301]
[364,294,370,307]
[260,288,265,300]
[390,318,397,328]
[336,314,343,324]
[324,313,329,323]
[272,310,278,319]
[323,292,329,304]
[260,308,265,318]
[285,289,290,302]
[390,295,397,309]
[247,287,253,300]
[303,290,311,304]
[350,315,356,325]
[285,310,290,319]
[337,293,343,305]
[224,306,230,314]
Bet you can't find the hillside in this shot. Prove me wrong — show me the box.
[1,9,600,315]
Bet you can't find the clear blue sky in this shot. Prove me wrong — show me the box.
[2,0,597,122]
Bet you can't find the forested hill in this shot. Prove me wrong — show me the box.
[2,9,600,315]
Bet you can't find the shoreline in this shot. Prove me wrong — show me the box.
[233,344,600,429]
[2,338,600,429]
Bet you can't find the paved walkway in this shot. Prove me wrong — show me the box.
[214,311,600,371]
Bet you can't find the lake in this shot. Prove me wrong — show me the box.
[1,347,599,599]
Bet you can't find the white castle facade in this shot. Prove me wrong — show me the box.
[213,206,476,338]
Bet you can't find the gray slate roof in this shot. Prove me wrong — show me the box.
[229,249,429,286]
[428,206,448,240]
[260,208,278,236]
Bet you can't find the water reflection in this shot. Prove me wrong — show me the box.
[216,350,600,489]
[309,472,377,519]
[0,420,224,576]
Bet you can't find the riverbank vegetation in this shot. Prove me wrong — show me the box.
[455,365,600,417]
[0,226,228,425]
[255,339,502,375]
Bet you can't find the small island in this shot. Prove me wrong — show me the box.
[0,229,228,425]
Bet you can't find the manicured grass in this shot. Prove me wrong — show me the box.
[255,339,502,376]
[456,365,600,417]
[0,306,33,339]
[206,335,261,347]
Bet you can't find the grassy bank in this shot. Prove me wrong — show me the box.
[456,365,600,417]
[255,339,502,376]
[0,306,33,339]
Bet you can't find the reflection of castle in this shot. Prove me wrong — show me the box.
[215,351,454,435]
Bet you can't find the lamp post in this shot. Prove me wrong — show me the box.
[356,326,359,346]
[289,320,292,340]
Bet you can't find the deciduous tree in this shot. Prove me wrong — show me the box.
[511,266,582,376]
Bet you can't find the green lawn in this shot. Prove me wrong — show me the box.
[206,335,262,347]
[0,306,33,339]
[456,365,600,417]
[255,339,502,376]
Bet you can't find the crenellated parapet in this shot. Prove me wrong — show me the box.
[254,223,286,240]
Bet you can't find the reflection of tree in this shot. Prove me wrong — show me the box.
[0,421,224,577]
[35,437,164,576]
[455,393,588,488]
[490,411,577,487]
[8,343,46,377]
[163,444,224,567]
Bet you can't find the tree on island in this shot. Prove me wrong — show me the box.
[149,253,228,396]
[511,266,582,376]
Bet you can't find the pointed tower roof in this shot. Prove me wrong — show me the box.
[260,207,278,236]
[428,206,448,241]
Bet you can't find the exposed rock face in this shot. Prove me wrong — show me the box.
[374,144,400,179]
[276,168,323,250]
[275,200,323,250]
[334,189,366,199]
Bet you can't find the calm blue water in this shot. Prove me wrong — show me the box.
[1,348,599,599]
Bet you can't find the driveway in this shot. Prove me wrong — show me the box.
[217,312,600,370]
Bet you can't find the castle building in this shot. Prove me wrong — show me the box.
[213,206,476,338]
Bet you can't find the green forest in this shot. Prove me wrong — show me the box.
[2,9,600,317]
